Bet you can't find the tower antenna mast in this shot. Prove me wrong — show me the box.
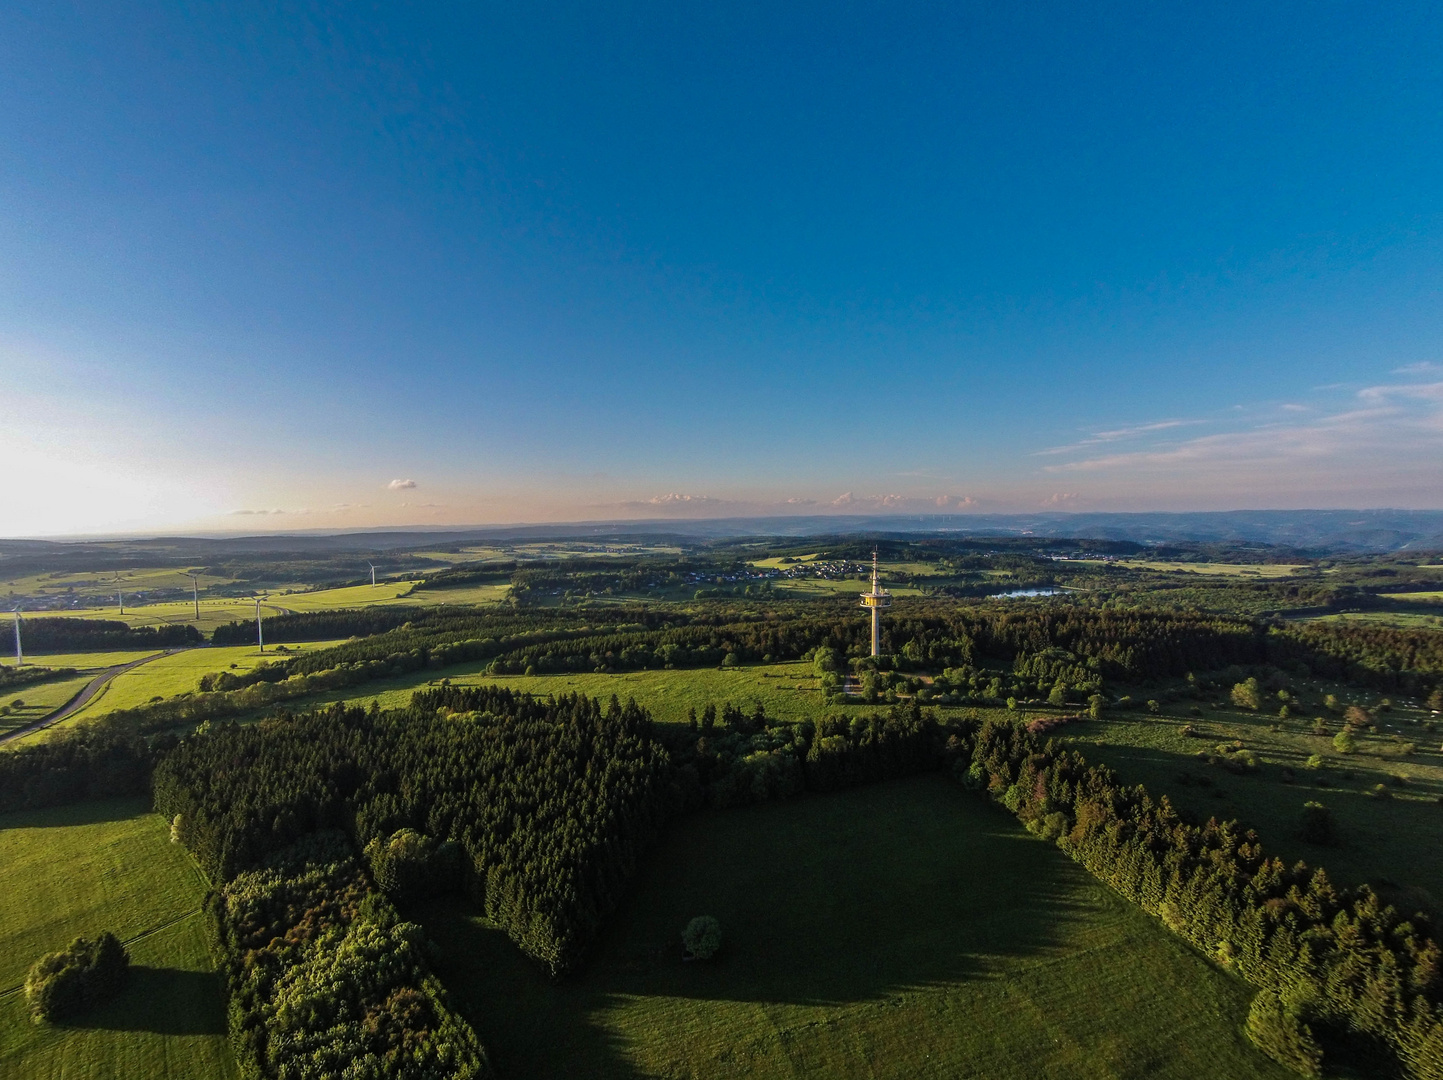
[859,548,892,658]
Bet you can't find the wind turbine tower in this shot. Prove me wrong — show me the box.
[186,573,200,620]
[12,609,21,667]
[859,549,891,657]
[255,597,266,653]
[369,563,377,587]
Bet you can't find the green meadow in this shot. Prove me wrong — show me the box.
[419,775,1287,1080]
[1064,695,1443,905]
[0,798,233,1080]
[0,676,93,739]
[1117,561,1309,577]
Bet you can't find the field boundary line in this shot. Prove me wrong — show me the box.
[0,906,203,998]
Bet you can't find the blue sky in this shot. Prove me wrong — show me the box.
[2,2,1442,535]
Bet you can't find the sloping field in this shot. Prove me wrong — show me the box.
[0,798,233,1079]
[418,775,1287,1080]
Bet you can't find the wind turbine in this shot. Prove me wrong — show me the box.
[11,608,21,668]
[369,563,377,587]
[183,572,200,620]
[255,596,266,653]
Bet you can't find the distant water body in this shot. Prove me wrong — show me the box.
[990,588,1065,598]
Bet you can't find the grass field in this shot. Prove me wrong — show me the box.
[2,568,233,598]
[57,641,347,726]
[33,599,297,634]
[0,798,233,1080]
[1307,611,1443,629]
[1068,696,1443,906]
[418,775,1286,1080]
[0,676,93,738]
[1118,561,1309,577]
[219,660,934,729]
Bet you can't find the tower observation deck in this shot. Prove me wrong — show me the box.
[859,550,891,657]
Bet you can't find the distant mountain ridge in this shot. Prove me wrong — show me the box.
[5,509,1443,556]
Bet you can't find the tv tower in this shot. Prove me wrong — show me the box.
[859,549,891,657]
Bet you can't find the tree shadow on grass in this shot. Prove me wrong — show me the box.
[60,966,226,1036]
[0,796,152,832]
[416,775,1146,1080]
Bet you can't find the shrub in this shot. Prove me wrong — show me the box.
[25,932,129,1022]
[682,916,722,960]
[1299,802,1339,846]
[1332,731,1357,754]
[1344,704,1372,728]
[1312,717,1328,736]
[1305,754,1325,770]
[1230,678,1262,710]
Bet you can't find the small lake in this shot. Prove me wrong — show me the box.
[989,588,1065,598]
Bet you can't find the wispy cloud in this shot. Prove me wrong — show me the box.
[1035,418,1201,456]
[1041,377,1443,502]
[1042,492,1078,507]
[1393,362,1439,374]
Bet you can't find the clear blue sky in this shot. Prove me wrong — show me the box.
[3,2,1441,534]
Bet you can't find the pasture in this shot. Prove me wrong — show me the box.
[1067,693,1443,906]
[53,640,348,728]
[0,676,93,739]
[0,798,232,1080]
[418,775,1286,1080]
[1117,560,1308,577]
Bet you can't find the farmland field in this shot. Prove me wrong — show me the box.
[54,640,348,727]
[1117,561,1308,577]
[418,775,1287,1080]
[0,676,93,739]
[1064,695,1443,904]
[0,798,233,1080]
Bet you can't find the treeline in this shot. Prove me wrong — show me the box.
[960,718,1443,1078]
[0,664,77,690]
[210,603,1443,707]
[410,561,516,590]
[1271,622,1443,696]
[13,618,201,652]
[211,832,489,1080]
[155,690,674,976]
[656,700,950,811]
[212,606,426,645]
[0,724,161,813]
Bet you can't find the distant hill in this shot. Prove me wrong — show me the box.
[4,508,1442,559]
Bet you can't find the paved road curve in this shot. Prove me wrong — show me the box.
[0,649,188,747]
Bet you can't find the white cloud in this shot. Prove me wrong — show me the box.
[1040,377,1443,503]
[388,478,417,490]
[831,492,855,506]
[1393,362,1439,374]
[1042,492,1078,507]
[229,508,285,516]
[935,495,978,509]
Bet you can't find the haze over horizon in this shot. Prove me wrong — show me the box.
[4,3,1442,537]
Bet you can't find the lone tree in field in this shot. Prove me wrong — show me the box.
[682,916,722,961]
[1230,678,1262,711]
[25,932,129,1022]
[1299,801,1340,846]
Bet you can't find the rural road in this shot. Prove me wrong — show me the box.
[0,649,188,747]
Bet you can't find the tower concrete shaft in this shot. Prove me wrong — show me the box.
[858,550,891,657]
